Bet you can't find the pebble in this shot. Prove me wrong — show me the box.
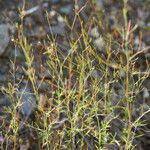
[93,35,105,51]
[18,84,36,119]
[0,24,10,56]
[143,88,149,99]
[49,0,60,3]
[8,47,24,60]
[60,4,73,14]
[36,80,50,93]
[32,26,47,39]
[91,69,99,78]
[89,26,100,38]
[49,22,65,36]
[110,83,124,106]
[91,69,103,79]
[0,74,7,82]
[24,17,35,27]
[0,60,9,82]
[96,0,105,9]
[119,69,125,78]
[57,15,64,23]
[49,10,56,17]
[0,93,11,107]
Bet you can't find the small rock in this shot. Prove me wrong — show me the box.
[93,35,105,51]
[57,15,64,23]
[49,22,65,36]
[7,24,16,35]
[110,118,124,137]
[20,144,28,150]
[0,74,7,82]
[0,131,4,143]
[91,70,99,78]
[8,47,24,60]
[143,78,150,89]
[91,69,102,79]
[49,10,56,17]
[110,83,124,106]
[49,0,60,3]
[134,36,140,46]
[60,4,73,14]
[143,88,149,99]
[36,80,50,92]
[24,17,35,27]
[0,24,10,55]
[0,95,11,107]
[18,84,36,119]
[84,135,95,150]
[89,26,100,38]
[119,69,125,78]
[0,60,9,82]
[96,0,105,9]
[32,26,47,39]
[37,65,52,80]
